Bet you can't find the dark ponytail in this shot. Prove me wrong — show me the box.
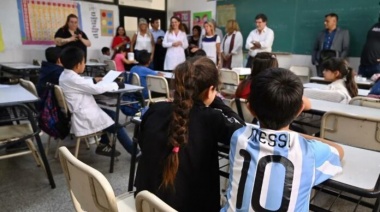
[322,58,358,97]
[161,56,219,189]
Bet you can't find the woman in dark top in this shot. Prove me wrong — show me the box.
[188,25,201,57]
[135,56,244,212]
[54,14,91,60]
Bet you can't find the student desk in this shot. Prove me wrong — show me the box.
[85,62,107,76]
[310,144,380,211]
[304,83,370,96]
[310,76,374,89]
[0,84,56,188]
[0,62,40,79]
[96,84,144,173]
[309,99,380,117]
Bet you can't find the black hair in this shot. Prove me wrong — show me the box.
[325,13,339,21]
[101,47,110,54]
[255,13,268,22]
[150,18,160,24]
[192,25,202,35]
[115,26,125,36]
[45,47,62,64]
[248,68,303,130]
[60,47,85,70]
[322,58,358,97]
[137,50,151,65]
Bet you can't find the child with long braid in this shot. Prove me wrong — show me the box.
[135,56,244,212]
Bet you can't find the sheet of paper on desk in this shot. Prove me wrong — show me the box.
[98,70,122,85]
[0,84,10,88]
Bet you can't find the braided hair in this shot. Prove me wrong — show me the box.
[161,56,219,188]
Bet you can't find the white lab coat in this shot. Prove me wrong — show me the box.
[163,30,189,70]
[59,69,119,136]
[222,31,244,68]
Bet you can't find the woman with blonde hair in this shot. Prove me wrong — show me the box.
[192,21,221,67]
[131,18,155,68]
[221,20,244,69]
[163,16,189,71]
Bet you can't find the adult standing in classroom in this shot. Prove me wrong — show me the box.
[111,26,131,52]
[131,18,155,69]
[163,16,189,71]
[358,19,380,79]
[150,18,166,71]
[312,13,350,77]
[54,14,91,60]
[245,14,274,68]
[221,20,244,69]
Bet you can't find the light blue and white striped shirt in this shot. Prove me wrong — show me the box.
[222,124,342,212]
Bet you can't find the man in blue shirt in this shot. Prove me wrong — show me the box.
[128,50,163,99]
[150,18,166,71]
[312,13,350,77]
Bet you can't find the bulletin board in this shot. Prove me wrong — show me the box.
[17,0,82,45]
[100,10,114,37]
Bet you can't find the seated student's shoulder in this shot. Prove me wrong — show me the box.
[142,102,172,120]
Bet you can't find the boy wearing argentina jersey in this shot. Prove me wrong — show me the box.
[222,68,344,212]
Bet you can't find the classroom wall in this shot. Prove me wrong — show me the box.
[119,0,165,11]
[0,0,119,63]
[166,0,362,75]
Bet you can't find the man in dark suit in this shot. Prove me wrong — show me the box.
[312,13,350,77]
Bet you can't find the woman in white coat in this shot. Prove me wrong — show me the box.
[221,20,244,69]
[163,16,189,71]
[58,46,135,156]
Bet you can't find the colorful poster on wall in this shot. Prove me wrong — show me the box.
[173,11,190,31]
[193,11,212,27]
[17,0,82,45]
[101,9,114,37]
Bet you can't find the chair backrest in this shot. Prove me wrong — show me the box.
[220,69,240,86]
[32,59,41,66]
[321,111,380,151]
[20,79,38,96]
[89,58,99,63]
[289,66,310,83]
[146,75,170,102]
[349,96,380,109]
[54,85,70,117]
[104,59,116,72]
[230,98,254,123]
[131,73,141,86]
[135,190,177,212]
[58,147,119,212]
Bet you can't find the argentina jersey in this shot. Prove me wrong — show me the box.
[222,124,342,212]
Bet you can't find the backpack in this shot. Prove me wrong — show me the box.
[120,92,143,116]
[38,85,70,139]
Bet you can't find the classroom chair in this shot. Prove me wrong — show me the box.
[320,111,380,151]
[104,59,117,72]
[89,58,99,63]
[0,106,44,173]
[219,69,239,99]
[48,85,106,158]
[19,79,38,96]
[349,96,380,109]
[289,66,310,84]
[136,190,177,212]
[146,75,170,105]
[230,98,255,123]
[58,147,136,212]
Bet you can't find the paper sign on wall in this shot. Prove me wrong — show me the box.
[0,24,4,52]
[101,10,114,37]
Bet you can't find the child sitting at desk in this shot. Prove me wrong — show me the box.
[59,46,135,157]
[222,68,344,212]
[304,58,358,103]
[112,46,135,72]
[135,56,245,212]
[127,50,163,99]
[36,47,64,98]
[100,47,111,62]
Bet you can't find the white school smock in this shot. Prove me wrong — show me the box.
[222,31,244,68]
[304,79,352,104]
[59,69,119,136]
[200,35,220,64]
[163,30,189,70]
